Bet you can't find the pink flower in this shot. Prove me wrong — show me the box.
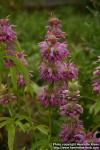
[39,41,69,61]
[92,79,100,93]
[39,87,66,107]
[15,51,28,67]
[60,102,83,117]
[59,121,85,143]
[0,93,16,105]
[39,61,64,82]
[47,17,65,39]
[4,59,14,68]
[62,63,78,80]
[0,18,16,42]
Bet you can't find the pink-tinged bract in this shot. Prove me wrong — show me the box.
[39,61,64,82]
[62,63,78,80]
[0,19,16,42]
[39,41,69,61]
[39,87,66,107]
[60,102,83,117]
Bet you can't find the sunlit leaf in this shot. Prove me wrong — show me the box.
[35,125,49,135]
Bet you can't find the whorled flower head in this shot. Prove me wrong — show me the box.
[39,87,66,107]
[62,63,78,80]
[46,16,65,39]
[4,59,14,68]
[73,122,86,144]
[4,50,29,68]
[60,102,83,117]
[92,79,100,93]
[59,120,85,143]
[93,66,100,77]
[39,40,69,61]
[39,61,64,82]
[60,88,80,102]
[59,123,74,143]
[0,18,16,42]
[15,51,29,67]
[0,93,16,105]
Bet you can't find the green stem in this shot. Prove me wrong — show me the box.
[8,104,13,118]
[49,107,52,143]
[15,40,23,52]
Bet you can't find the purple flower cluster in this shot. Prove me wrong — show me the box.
[0,18,16,67]
[39,16,78,82]
[60,102,83,117]
[39,16,100,145]
[39,41,69,61]
[92,57,100,93]
[0,93,16,105]
[60,119,100,144]
[39,86,66,107]
[39,16,78,106]
[0,18,16,42]
[39,61,64,82]
[0,18,32,88]
[59,82,100,144]
[59,84,86,143]
[47,17,65,39]
[61,63,78,80]
[59,120,86,143]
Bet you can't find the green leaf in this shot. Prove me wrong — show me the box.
[14,40,23,52]
[0,121,8,128]
[7,122,15,150]
[31,82,39,94]
[25,82,39,96]
[10,66,17,91]
[35,125,49,135]
[15,121,26,132]
[0,117,11,128]
[0,117,9,121]
[94,100,100,115]
[15,114,30,122]
[25,84,34,97]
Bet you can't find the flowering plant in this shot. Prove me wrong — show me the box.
[39,15,100,148]
[0,16,100,150]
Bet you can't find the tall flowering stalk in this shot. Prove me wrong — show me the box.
[0,18,34,150]
[0,18,32,89]
[39,16,100,145]
[39,16,78,143]
[39,16,78,107]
